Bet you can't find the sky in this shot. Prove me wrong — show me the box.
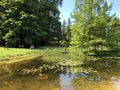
[59,0,120,23]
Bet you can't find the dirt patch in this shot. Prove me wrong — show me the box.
[0,54,42,65]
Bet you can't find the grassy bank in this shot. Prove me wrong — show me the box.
[38,47,85,65]
[0,46,89,78]
[0,46,85,66]
[0,47,41,60]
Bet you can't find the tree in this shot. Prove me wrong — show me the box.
[106,15,120,50]
[0,0,63,47]
[38,0,63,45]
[61,18,71,46]
[0,0,25,46]
[70,0,112,54]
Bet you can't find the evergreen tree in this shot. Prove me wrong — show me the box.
[65,18,71,46]
[106,15,120,50]
[70,0,112,53]
[61,18,71,46]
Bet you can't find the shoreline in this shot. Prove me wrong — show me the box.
[0,54,42,65]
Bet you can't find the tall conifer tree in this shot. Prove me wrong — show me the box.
[70,0,112,53]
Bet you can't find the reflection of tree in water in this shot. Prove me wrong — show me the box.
[0,59,62,90]
[70,58,120,90]
[81,58,120,77]
[84,58,120,69]
[1,57,120,90]
[72,77,117,90]
[0,72,61,90]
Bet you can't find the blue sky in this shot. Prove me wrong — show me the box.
[59,0,120,22]
[59,0,75,22]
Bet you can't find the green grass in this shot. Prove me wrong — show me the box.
[0,47,41,60]
[37,46,85,65]
[37,46,68,62]
[0,46,68,62]
[0,46,85,66]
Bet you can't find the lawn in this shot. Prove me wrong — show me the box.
[0,47,67,62]
[0,47,41,60]
[0,46,85,66]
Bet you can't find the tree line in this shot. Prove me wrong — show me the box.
[0,0,120,55]
[70,0,120,55]
[0,0,63,47]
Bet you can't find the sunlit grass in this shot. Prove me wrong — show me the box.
[38,47,85,65]
[38,47,68,62]
[0,47,41,60]
[0,46,85,66]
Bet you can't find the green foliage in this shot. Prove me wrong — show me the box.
[70,0,112,54]
[106,15,120,50]
[0,0,63,47]
[38,47,65,62]
[38,46,85,66]
[0,46,85,65]
[61,18,71,46]
[69,47,85,62]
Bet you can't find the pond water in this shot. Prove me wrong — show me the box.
[0,58,120,90]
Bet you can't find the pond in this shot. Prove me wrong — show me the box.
[0,58,120,90]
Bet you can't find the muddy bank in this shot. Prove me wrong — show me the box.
[0,54,43,78]
[0,54,42,64]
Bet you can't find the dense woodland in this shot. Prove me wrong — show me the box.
[0,0,120,55]
[0,0,63,47]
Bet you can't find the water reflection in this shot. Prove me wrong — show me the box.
[72,76,120,90]
[0,73,61,90]
[60,72,75,90]
[114,80,120,90]
[0,58,120,90]
[0,70,120,90]
[70,58,120,90]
